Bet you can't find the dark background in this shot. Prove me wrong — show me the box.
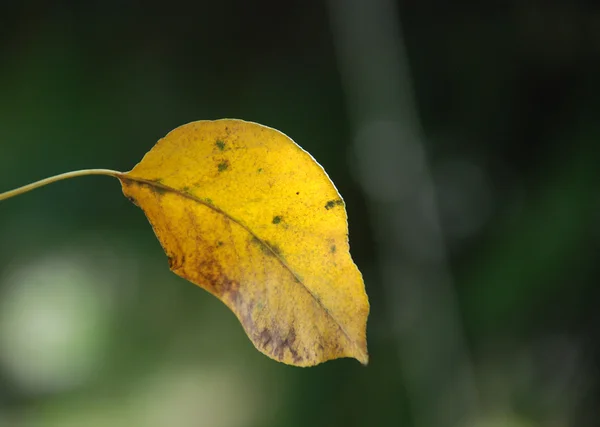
[0,1,599,426]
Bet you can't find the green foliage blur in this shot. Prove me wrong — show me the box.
[0,2,598,427]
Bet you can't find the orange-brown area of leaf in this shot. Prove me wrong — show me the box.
[119,119,369,367]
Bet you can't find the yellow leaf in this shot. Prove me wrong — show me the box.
[118,119,369,367]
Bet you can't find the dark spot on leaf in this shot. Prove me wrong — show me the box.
[330,245,336,253]
[257,168,263,173]
[218,161,229,172]
[296,191,300,195]
[203,197,213,204]
[217,241,223,247]
[215,139,226,151]
[182,186,190,192]
[220,276,239,298]
[272,215,282,224]
[167,254,185,270]
[195,256,239,299]
[250,236,283,257]
[244,306,303,363]
[260,329,272,347]
[273,327,302,363]
[272,245,282,257]
[258,327,301,362]
[325,199,344,210]
[150,185,168,196]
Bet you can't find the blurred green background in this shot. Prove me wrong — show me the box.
[1,1,599,426]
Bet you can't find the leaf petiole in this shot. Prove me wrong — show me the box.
[0,169,123,202]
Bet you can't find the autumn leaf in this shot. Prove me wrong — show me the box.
[0,119,369,367]
[118,119,369,366]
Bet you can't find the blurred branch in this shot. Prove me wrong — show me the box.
[327,1,480,426]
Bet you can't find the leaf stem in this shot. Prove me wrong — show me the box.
[0,169,123,202]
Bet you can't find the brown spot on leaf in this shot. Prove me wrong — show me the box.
[167,253,185,271]
[274,327,302,363]
[260,329,272,347]
[215,139,226,151]
[195,255,240,301]
[220,276,240,299]
[330,245,336,253]
[256,325,302,363]
[272,215,282,224]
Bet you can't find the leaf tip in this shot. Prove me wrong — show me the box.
[354,346,369,366]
